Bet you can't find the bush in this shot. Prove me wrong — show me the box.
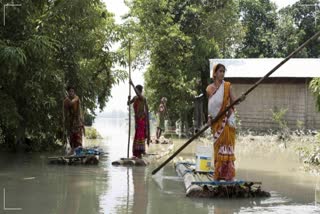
[271,108,290,141]
[85,127,102,139]
[84,112,95,126]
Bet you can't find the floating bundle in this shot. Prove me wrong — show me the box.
[48,147,105,165]
[175,161,270,198]
[112,143,174,166]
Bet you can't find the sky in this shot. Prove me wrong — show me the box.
[272,0,300,8]
[100,0,300,114]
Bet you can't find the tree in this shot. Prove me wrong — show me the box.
[237,0,278,57]
[0,0,124,149]
[310,78,320,112]
[290,0,320,58]
[125,0,240,129]
[273,7,308,57]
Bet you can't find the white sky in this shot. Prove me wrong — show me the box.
[100,0,300,114]
[96,1,143,115]
[272,0,300,8]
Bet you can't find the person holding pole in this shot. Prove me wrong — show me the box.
[151,31,320,176]
[206,64,244,181]
[127,79,150,159]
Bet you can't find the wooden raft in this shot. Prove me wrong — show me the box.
[112,143,174,166]
[175,161,271,198]
[48,147,106,165]
[48,155,100,165]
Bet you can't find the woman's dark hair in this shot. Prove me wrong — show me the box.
[212,63,226,79]
[136,85,143,93]
[214,63,226,73]
[67,85,75,91]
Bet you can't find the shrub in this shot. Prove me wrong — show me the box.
[85,127,102,139]
[271,108,290,142]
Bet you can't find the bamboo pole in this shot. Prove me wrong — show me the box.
[62,72,68,154]
[151,31,320,175]
[127,40,132,159]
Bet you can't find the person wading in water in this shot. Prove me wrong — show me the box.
[156,97,167,143]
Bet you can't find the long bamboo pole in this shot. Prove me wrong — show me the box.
[127,40,132,159]
[152,31,320,175]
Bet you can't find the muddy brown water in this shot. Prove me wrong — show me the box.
[0,117,319,214]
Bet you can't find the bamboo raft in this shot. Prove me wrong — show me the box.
[48,155,100,165]
[48,147,105,165]
[175,161,271,198]
[112,143,174,166]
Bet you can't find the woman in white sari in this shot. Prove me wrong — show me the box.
[206,63,239,181]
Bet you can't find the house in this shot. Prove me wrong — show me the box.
[209,58,320,131]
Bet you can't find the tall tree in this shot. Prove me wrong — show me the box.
[290,0,320,57]
[273,7,308,57]
[125,0,240,127]
[237,0,278,57]
[0,0,123,148]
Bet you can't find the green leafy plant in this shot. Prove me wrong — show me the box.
[85,127,102,139]
[271,108,290,142]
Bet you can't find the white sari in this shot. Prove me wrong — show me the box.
[208,81,236,129]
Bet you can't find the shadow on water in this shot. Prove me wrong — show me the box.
[0,117,320,213]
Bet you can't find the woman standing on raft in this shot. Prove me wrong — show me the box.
[206,64,244,181]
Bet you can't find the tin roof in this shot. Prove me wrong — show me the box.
[209,58,320,78]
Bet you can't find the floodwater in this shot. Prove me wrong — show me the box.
[0,117,320,214]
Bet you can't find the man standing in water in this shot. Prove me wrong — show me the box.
[64,86,85,154]
[156,97,167,143]
[127,79,150,158]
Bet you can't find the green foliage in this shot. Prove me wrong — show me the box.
[271,108,290,141]
[237,0,278,57]
[234,110,242,131]
[125,0,239,125]
[85,127,102,139]
[84,111,95,126]
[317,132,320,142]
[273,9,307,57]
[272,0,320,58]
[121,0,320,130]
[296,120,305,130]
[236,0,320,58]
[1,0,320,150]
[296,141,320,166]
[290,0,320,58]
[310,78,320,111]
[0,0,122,148]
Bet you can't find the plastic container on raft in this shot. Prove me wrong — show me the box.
[195,146,213,172]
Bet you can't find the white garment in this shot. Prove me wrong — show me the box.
[208,81,236,128]
[228,112,236,128]
[208,81,224,118]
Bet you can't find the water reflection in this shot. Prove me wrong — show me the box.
[0,117,320,213]
[95,117,320,214]
[132,168,148,213]
[315,180,320,207]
